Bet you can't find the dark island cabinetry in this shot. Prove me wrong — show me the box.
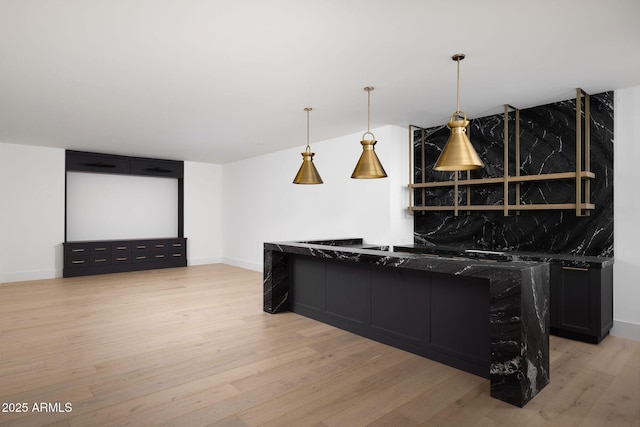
[64,238,187,277]
[393,244,613,344]
[550,264,613,344]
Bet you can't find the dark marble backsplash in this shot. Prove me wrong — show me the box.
[413,91,613,257]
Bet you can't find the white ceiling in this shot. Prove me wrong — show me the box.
[1,1,639,164]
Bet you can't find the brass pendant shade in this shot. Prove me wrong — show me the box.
[351,138,387,178]
[352,87,387,179]
[434,54,484,171]
[293,151,323,184]
[293,107,323,184]
[434,114,484,171]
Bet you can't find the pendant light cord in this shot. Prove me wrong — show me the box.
[363,87,375,140]
[304,107,312,153]
[456,57,461,114]
[367,88,371,133]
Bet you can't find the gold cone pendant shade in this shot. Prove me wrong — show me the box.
[351,137,387,178]
[293,151,323,184]
[293,108,323,184]
[434,54,484,171]
[434,114,484,171]
[352,87,387,179]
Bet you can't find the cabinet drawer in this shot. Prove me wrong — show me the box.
[133,254,151,263]
[91,243,111,255]
[133,242,150,252]
[65,243,90,256]
[152,242,167,250]
[113,255,131,264]
[90,255,111,265]
[112,242,132,256]
[66,152,130,174]
[65,256,89,268]
[130,159,183,178]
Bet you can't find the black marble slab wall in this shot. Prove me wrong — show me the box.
[413,91,613,257]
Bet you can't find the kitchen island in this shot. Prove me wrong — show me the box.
[263,238,550,407]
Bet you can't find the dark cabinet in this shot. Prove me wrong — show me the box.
[64,238,187,277]
[66,152,130,174]
[130,158,183,178]
[550,264,613,343]
[66,150,183,178]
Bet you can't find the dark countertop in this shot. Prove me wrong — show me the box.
[265,238,548,278]
[392,243,614,269]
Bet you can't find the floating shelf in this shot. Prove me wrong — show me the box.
[408,90,594,217]
[410,171,596,189]
[411,203,596,212]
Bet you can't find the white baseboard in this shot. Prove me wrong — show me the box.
[610,320,640,342]
[221,257,262,272]
[188,256,223,266]
[0,268,62,284]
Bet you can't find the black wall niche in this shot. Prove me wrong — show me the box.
[413,91,613,257]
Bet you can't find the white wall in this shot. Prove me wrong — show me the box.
[0,145,223,282]
[612,85,640,340]
[221,125,413,271]
[0,143,65,283]
[184,161,223,265]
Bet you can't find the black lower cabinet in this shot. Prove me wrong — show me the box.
[289,254,490,378]
[550,264,613,344]
[64,238,187,277]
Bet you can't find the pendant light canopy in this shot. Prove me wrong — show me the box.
[293,107,323,184]
[434,54,484,171]
[351,87,387,179]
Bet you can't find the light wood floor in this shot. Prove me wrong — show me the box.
[0,264,638,427]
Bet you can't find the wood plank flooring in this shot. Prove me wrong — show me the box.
[0,264,638,426]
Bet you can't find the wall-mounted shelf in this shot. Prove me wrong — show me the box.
[408,89,594,217]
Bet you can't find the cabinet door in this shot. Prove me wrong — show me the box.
[555,266,596,336]
[130,159,183,178]
[66,152,130,174]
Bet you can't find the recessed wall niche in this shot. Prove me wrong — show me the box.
[66,172,178,241]
[411,91,613,257]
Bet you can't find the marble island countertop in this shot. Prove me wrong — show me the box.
[267,238,548,275]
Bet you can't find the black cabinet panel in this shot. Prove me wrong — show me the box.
[550,264,613,343]
[325,260,368,325]
[130,159,183,178]
[431,273,490,364]
[64,238,187,277]
[370,266,427,345]
[66,151,183,178]
[290,255,325,311]
[288,255,490,378]
[66,152,130,174]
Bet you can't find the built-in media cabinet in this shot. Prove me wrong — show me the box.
[64,150,186,278]
[63,238,187,277]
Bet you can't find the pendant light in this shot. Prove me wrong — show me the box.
[434,54,484,171]
[351,86,388,179]
[293,107,323,184]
